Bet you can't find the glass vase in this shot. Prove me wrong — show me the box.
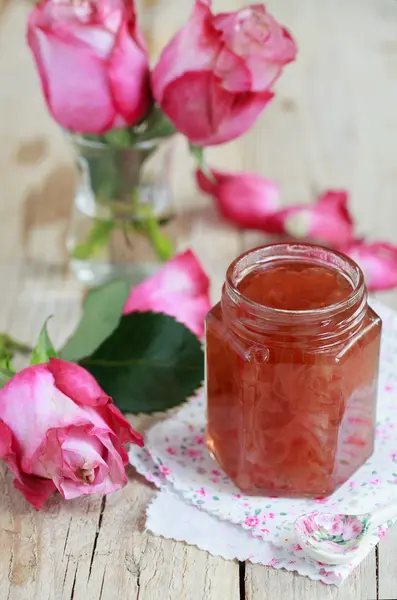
[67,135,174,285]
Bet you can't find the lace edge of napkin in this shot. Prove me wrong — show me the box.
[145,491,342,586]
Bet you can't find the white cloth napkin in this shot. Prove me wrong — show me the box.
[129,300,397,585]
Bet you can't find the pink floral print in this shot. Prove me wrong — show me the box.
[245,516,260,528]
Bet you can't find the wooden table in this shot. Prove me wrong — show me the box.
[1,0,397,598]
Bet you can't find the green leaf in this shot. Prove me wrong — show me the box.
[71,219,115,260]
[103,128,135,149]
[134,105,177,143]
[0,355,13,371]
[60,278,130,363]
[80,312,204,413]
[31,319,57,365]
[0,367,13,389]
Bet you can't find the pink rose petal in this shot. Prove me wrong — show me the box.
[196,167,280,228]
[263,190,354,246]
[123,250,211,339]
[340,241,397,291]
[152,0,221,103]
[0,419,56,510]
[108,20,151,124]
[48,358,108,407]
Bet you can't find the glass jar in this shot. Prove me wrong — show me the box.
[206,243,382,498]
[67,135,174,285]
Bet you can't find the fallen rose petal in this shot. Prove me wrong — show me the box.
[196,168,280,229]
[340,241,397,291]
[263,190,354,246]
[123,250,211,338]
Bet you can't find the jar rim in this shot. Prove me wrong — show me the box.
[225,242,366,322]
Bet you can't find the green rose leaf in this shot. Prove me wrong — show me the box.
[0,355,13,371]
[0,367,13,389]
[135,105,177,143]
[103,128,135,149]
[60,278,130,363]
[31,318,57,365]
[80,312,204,413]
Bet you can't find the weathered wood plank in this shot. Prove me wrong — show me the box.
[245,552,377,600]
[86,473,240,600]
[378,529,397,600]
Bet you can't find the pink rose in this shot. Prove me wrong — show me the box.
[263,190,354,246]
[152,1,296,146]
[27,0,151,134]
[196,168,280,228]
[339,241,397,291]
[123,250,211,339]
[0,359,143,509]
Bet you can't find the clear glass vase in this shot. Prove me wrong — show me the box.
[67,135,174,285]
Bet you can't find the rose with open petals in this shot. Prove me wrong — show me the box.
[196,168,280,228]
[340,241,397,291]
[123,250,211,338]
[0,359,143,509]
[27,0,151,134]
[152,1,296,146]
[262,190,354,246]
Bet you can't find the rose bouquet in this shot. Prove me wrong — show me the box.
[27,0,296,282]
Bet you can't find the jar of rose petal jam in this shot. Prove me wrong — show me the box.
[205,243,382,498]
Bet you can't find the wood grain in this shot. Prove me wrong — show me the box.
[245,552,377,600]
[1,0,397,598]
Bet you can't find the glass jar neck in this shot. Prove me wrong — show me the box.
[221,243,367,348]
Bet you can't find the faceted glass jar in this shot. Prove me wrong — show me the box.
[205,244,382,498]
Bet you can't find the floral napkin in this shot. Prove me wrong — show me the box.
[129,300,397,585]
